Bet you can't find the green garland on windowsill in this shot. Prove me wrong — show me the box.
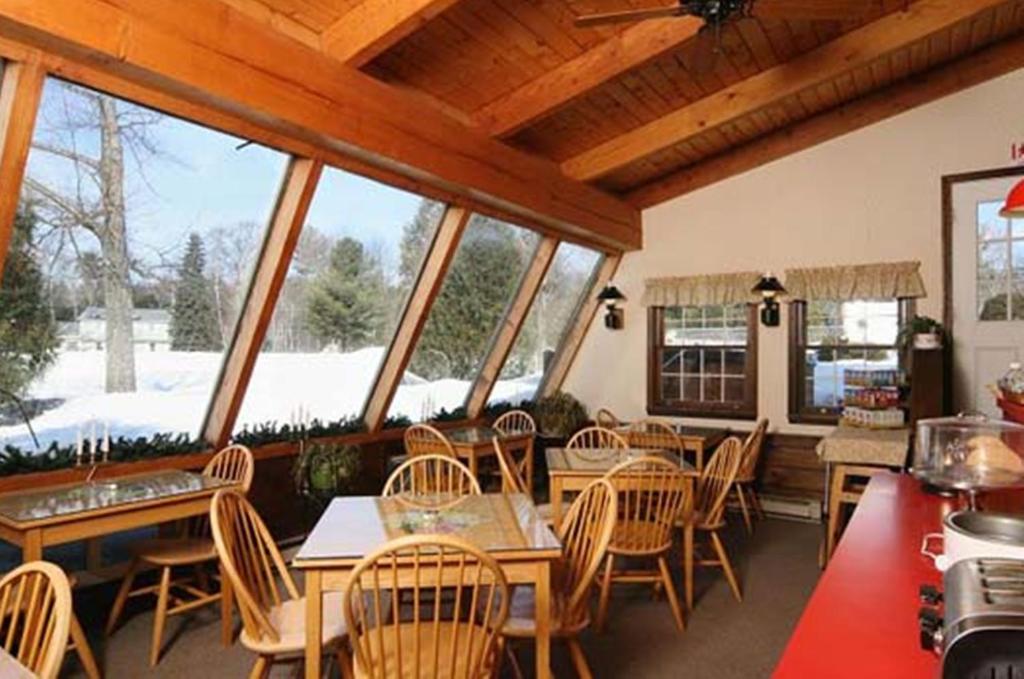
[0,432,205,477]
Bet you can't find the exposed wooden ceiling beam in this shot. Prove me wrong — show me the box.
[0,0,640,250]
[561,0,1009,181]
[320,0,461,67]
[475,18,704,138]
[0,57,44,288]
[625,31,1024,209]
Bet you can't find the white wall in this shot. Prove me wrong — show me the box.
[564,67,1024,436]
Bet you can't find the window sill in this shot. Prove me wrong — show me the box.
[788,411,841,426]
[648,404,757,421]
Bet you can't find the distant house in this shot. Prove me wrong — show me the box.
[59,306,172,352]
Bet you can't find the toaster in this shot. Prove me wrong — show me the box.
[920,557,1024,678]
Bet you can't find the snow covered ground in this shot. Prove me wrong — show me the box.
[0,347,541,452]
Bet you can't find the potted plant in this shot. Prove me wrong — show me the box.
[898,315,946,351]
[533,391,589,441]
[293,442,360,529]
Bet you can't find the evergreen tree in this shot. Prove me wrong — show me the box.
[306,237,386,351]
[410,215,525,380]
[0,206,58,396]
[169,233,222,351]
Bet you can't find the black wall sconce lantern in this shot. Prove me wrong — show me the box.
[597,284,625,330]
[752,273,786,327]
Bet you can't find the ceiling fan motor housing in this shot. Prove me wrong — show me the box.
[683,0,752,25]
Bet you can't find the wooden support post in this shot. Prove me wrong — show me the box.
[538,254,620,398]
[363,206,471,431]
[201,158,323,448]
[465,236,558,418]
[0,57,45,286]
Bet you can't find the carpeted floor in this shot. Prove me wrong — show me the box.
[62,516,821,678]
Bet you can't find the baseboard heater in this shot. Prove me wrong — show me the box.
[758,494,822,522]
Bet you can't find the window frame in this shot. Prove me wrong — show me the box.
[646,304,759,421]
[788,298,914,425]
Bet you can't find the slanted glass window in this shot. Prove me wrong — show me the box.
[0,77,286,458]
[389,215,540,421]
[977,199,1024,320]
[790,299,906,423]
[648,304,757,419]
[488,243,603,406]
[234,166,444,432]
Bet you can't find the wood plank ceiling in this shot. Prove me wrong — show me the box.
[220,0,1024,209]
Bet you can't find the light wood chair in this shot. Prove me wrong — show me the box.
[594,408,621,429]
[492,410,537,495]
[733,419,769,534]
[403,423,457,458]
[0,561,72,679]
[344,534,509,679]
[106,444,254,666]
[596,456,689,633]
[627,419,685,456]
[825,464,888,563]
[63,575,100,679]
[382,453,481,507]
[566,426,628,458]
[681,436,745,609]
[210,489,352,679]
[492,438,552,524]
[501,479,616,679]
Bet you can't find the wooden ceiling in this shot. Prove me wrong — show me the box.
[220,0,1024,208]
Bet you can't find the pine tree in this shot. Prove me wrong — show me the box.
[170,233,222,351]
[0,206,58,396]
[306,237,387,351]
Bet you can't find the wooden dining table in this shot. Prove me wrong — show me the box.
[0,647,33,679]
[443,426,533,479]
[616,425,727,471]
[293,492,561,679]
[0,470,238,563]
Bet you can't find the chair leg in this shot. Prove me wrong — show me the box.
[825,466,845,563]
[248,655,271,679]
[149,566,172,667]
[656,556,685,632]
[504,640,525,679]
[683,525,694,610]
[748,486,766,519]
[69,613,101,679]
[220,563,234,647]
[106,557,138,635]
[566,637,594,679]
[735,485,753,534]
[710,531,743,602]
[596,554,614,632]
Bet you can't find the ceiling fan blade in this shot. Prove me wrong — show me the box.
[574,6,685,28]
[750,0,882,21]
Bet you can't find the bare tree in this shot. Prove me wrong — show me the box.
[24,82,164,393]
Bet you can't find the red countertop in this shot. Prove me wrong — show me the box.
[774,473,957,678]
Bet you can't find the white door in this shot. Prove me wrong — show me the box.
[951,176,1024,417]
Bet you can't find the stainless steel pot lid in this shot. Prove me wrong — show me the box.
[946,511,1024,546]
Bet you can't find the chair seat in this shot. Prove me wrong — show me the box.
[240,591,347,655]
[353,620,495,678]
[134,537,217,566]
[608,520,672,553]
[676,509,725,532]
[501,586,573,638]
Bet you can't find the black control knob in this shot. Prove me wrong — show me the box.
[918,606,943,653]
[919,584,943,605]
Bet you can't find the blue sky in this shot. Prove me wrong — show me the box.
[28,78,425,276]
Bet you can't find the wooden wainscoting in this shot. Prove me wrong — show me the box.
[758,433,825,502]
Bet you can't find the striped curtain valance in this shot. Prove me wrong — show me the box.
[784,261,926,302]
[642,272,762,307]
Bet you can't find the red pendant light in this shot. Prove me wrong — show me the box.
[1001,178,1024,218]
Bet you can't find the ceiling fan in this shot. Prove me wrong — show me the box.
[574,0,880,71]
[574,0,880,28]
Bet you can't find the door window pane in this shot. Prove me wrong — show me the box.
[0,78,286,455]
[389,215,539,421]
[234,167,444,432]
[488,243,602,407]
[976,200,1024,321]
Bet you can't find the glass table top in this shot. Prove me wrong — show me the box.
[0,470,232,525]
[445,427,529,445]
[295,493,560,561]
[546,448,696,475]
